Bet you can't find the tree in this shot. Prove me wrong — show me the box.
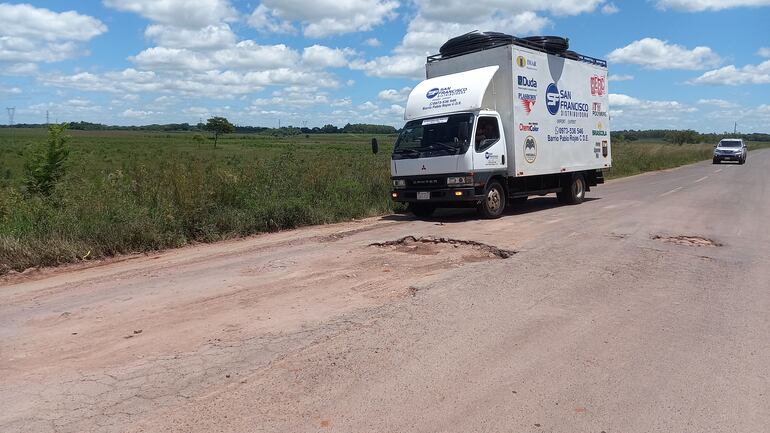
[665,129,699,145]
[205,116,235,146]
[24,123,70,196]
[320,124,339,134]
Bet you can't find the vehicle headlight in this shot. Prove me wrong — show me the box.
[447,176,473,186]
[392,179,406,188]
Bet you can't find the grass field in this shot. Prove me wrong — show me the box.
[0,128,767,274]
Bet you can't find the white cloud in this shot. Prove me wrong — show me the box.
[609,93,700,130]
[256,0,399,37]
[378,87,412,102]
[351,1,604,80]
[364,38,381,47]
[144,24,236,50]
[609,93,641,106]
[131,42,301,71]
[103,0,237,28]
[67,98,94,107]
[182,106,211,117]
[608,38,721,70]
[602,2,620,13]
[655,0,770,11]
[608,74,634,81]
[41,67,340,99]
[350,55,426,79]
[0,37,80,63]
[0,86,21,95]
[0,4,106,68]
[0,3,106,41]
[213,41,301,70]
[397,12,550,57]
[131,47,215,71]
[697,98,739,108]
[250,89,331,108]
[121,108,157,118]
[302,45,354,68]
[689,60,770,85]
[414,0,604,22]
[331,97,352,107]
[1,63,37,75]
[758,47,770,58]
[247,5,296,34]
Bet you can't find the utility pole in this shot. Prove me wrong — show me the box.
[733,122,737,135]
[46,110,50,125]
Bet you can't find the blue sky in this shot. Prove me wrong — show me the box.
[1,0,769,132]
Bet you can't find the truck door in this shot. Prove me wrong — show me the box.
[472,115,507,172]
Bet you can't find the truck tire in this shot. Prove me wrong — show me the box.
[408,203,436,218]
[477,180,506,219]
[558,173,586,205]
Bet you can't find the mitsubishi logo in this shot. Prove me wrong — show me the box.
[421,165,426,171]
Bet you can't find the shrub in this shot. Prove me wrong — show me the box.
[23,124,70,196]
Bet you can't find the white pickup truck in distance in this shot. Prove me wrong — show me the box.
[384,33,611,218]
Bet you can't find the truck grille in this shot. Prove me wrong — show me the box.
[407,177,447,189]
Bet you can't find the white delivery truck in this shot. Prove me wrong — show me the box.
[383,33,611,218]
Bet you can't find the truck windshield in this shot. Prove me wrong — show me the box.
[719,140,742,148]
[393,113,474,159]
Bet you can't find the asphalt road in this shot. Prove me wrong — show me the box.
[1,150,768,433]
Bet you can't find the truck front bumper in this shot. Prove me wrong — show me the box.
[391,187,479,203]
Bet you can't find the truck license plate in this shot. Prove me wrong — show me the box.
[417,191,430,200]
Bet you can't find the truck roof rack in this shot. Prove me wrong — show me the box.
[426,35,607,68]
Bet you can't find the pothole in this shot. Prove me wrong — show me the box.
[652,235,722,247]
[370,236,516,259]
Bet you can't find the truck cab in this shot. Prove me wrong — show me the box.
[391,111,508,217]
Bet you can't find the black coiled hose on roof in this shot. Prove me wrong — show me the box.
[438,31,571,58]
[439,31,514,57]
[522,35,570,54]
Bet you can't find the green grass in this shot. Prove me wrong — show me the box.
[1,128,768,275]
[1,129,398,274]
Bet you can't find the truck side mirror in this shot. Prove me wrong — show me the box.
[371,138,379,154]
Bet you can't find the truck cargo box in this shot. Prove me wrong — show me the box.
[423,44,611,177]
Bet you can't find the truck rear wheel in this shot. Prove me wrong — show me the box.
[477,180,506,219]
[558,173,585,205]
[408,203,436,218]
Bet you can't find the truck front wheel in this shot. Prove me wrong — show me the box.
[557,173,586,205]
[477,181,506,219]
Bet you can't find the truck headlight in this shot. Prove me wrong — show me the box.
[392,179,406,188]
[447,176,473,186]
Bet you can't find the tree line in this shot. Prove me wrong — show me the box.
[1,121,397,135]
[613,129,770,144]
